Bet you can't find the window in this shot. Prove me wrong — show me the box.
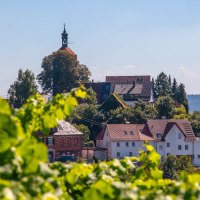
[126,142,129,147]
[159,145,163,150]
[157,133,162,139]
[130,131,134,135]
[178,145,182,150]
[198,155,200,159]
[129,152,132,157]
[47,137,53,146]
[117,142,120,147]
[124,131,128,135]
[178,133,182,139]
[117,152,120,158]
[185,145,188,150]
[132,142,135,147]
[167,143,170,147]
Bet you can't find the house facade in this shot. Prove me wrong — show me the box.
[95,119,200,166]
[38,120,83,162]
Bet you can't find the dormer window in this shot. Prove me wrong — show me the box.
[130,131,134,135]
[124,131,128,135]
[156,133,162,139]
[58,124,63,130]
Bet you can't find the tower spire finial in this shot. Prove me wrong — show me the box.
[61,24,68,48]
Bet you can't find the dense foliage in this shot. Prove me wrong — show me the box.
[189,111,200,137]
[8,69,38,108]
[161,154,195,179]
[37,50,91,96]
[2,87,200,199]
[154,72,188,112]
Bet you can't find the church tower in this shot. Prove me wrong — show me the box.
[61,24,68,48]
[59,25,77,59]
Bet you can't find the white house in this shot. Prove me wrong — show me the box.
[95,119,200,166]
[95,123,154,160]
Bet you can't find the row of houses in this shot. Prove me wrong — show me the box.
[95,119,200,166]
[38,118,200,166]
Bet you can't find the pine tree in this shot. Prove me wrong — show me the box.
[172,78,178,99]
[176,83,189,112]
[154,72,171,97]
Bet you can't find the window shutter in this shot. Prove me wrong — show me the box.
[46,138,49,145]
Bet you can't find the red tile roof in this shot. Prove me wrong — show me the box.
[147,119,196,142]
[59,47,77,56]
[106,124,154,141]
[106,76,151,83]
[96,119,195,143]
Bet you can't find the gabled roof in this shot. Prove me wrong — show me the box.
[106,76,153,99]
[96,128,105,140]
[100,94,128,111]
[147,119,196,142]
[53,120,83,136]
[113,84,133,94]
[102,124,153,141]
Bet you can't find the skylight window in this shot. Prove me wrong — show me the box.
[124,131,128,135]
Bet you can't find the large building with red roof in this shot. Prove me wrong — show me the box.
[95,119,200,166]
[84,75,154,106]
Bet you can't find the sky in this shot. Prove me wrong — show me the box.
[0,0,200,97]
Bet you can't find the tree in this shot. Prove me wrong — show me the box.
[8,69,38,108]
[172,78,178,99]
[83,87,97,105]
[37,50,91,96]
[154,72,171,97]
[176,83,189,112]
[71,103,105,140]
[156,96,175,119]
[107,107,131,124]
[161,154,195,179]
[173,104,188,119]
[189,111,200,137]
[74,124,90,144]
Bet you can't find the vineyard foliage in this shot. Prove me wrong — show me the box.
[1,87,200,199]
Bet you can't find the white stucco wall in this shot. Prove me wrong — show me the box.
[194,138,200,166]
[164,125,193,157]
[111,141,155,159]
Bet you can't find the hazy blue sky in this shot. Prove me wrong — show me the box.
[1,0,200,96]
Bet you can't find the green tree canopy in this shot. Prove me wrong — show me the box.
[71,103,105,140]
[156,96,175,119]
[37,50,91,96]
[8,69,38,108]
[154,72,171,97]
[189,111,200,137]
[176,83,189,112]
[173,104,188,119]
